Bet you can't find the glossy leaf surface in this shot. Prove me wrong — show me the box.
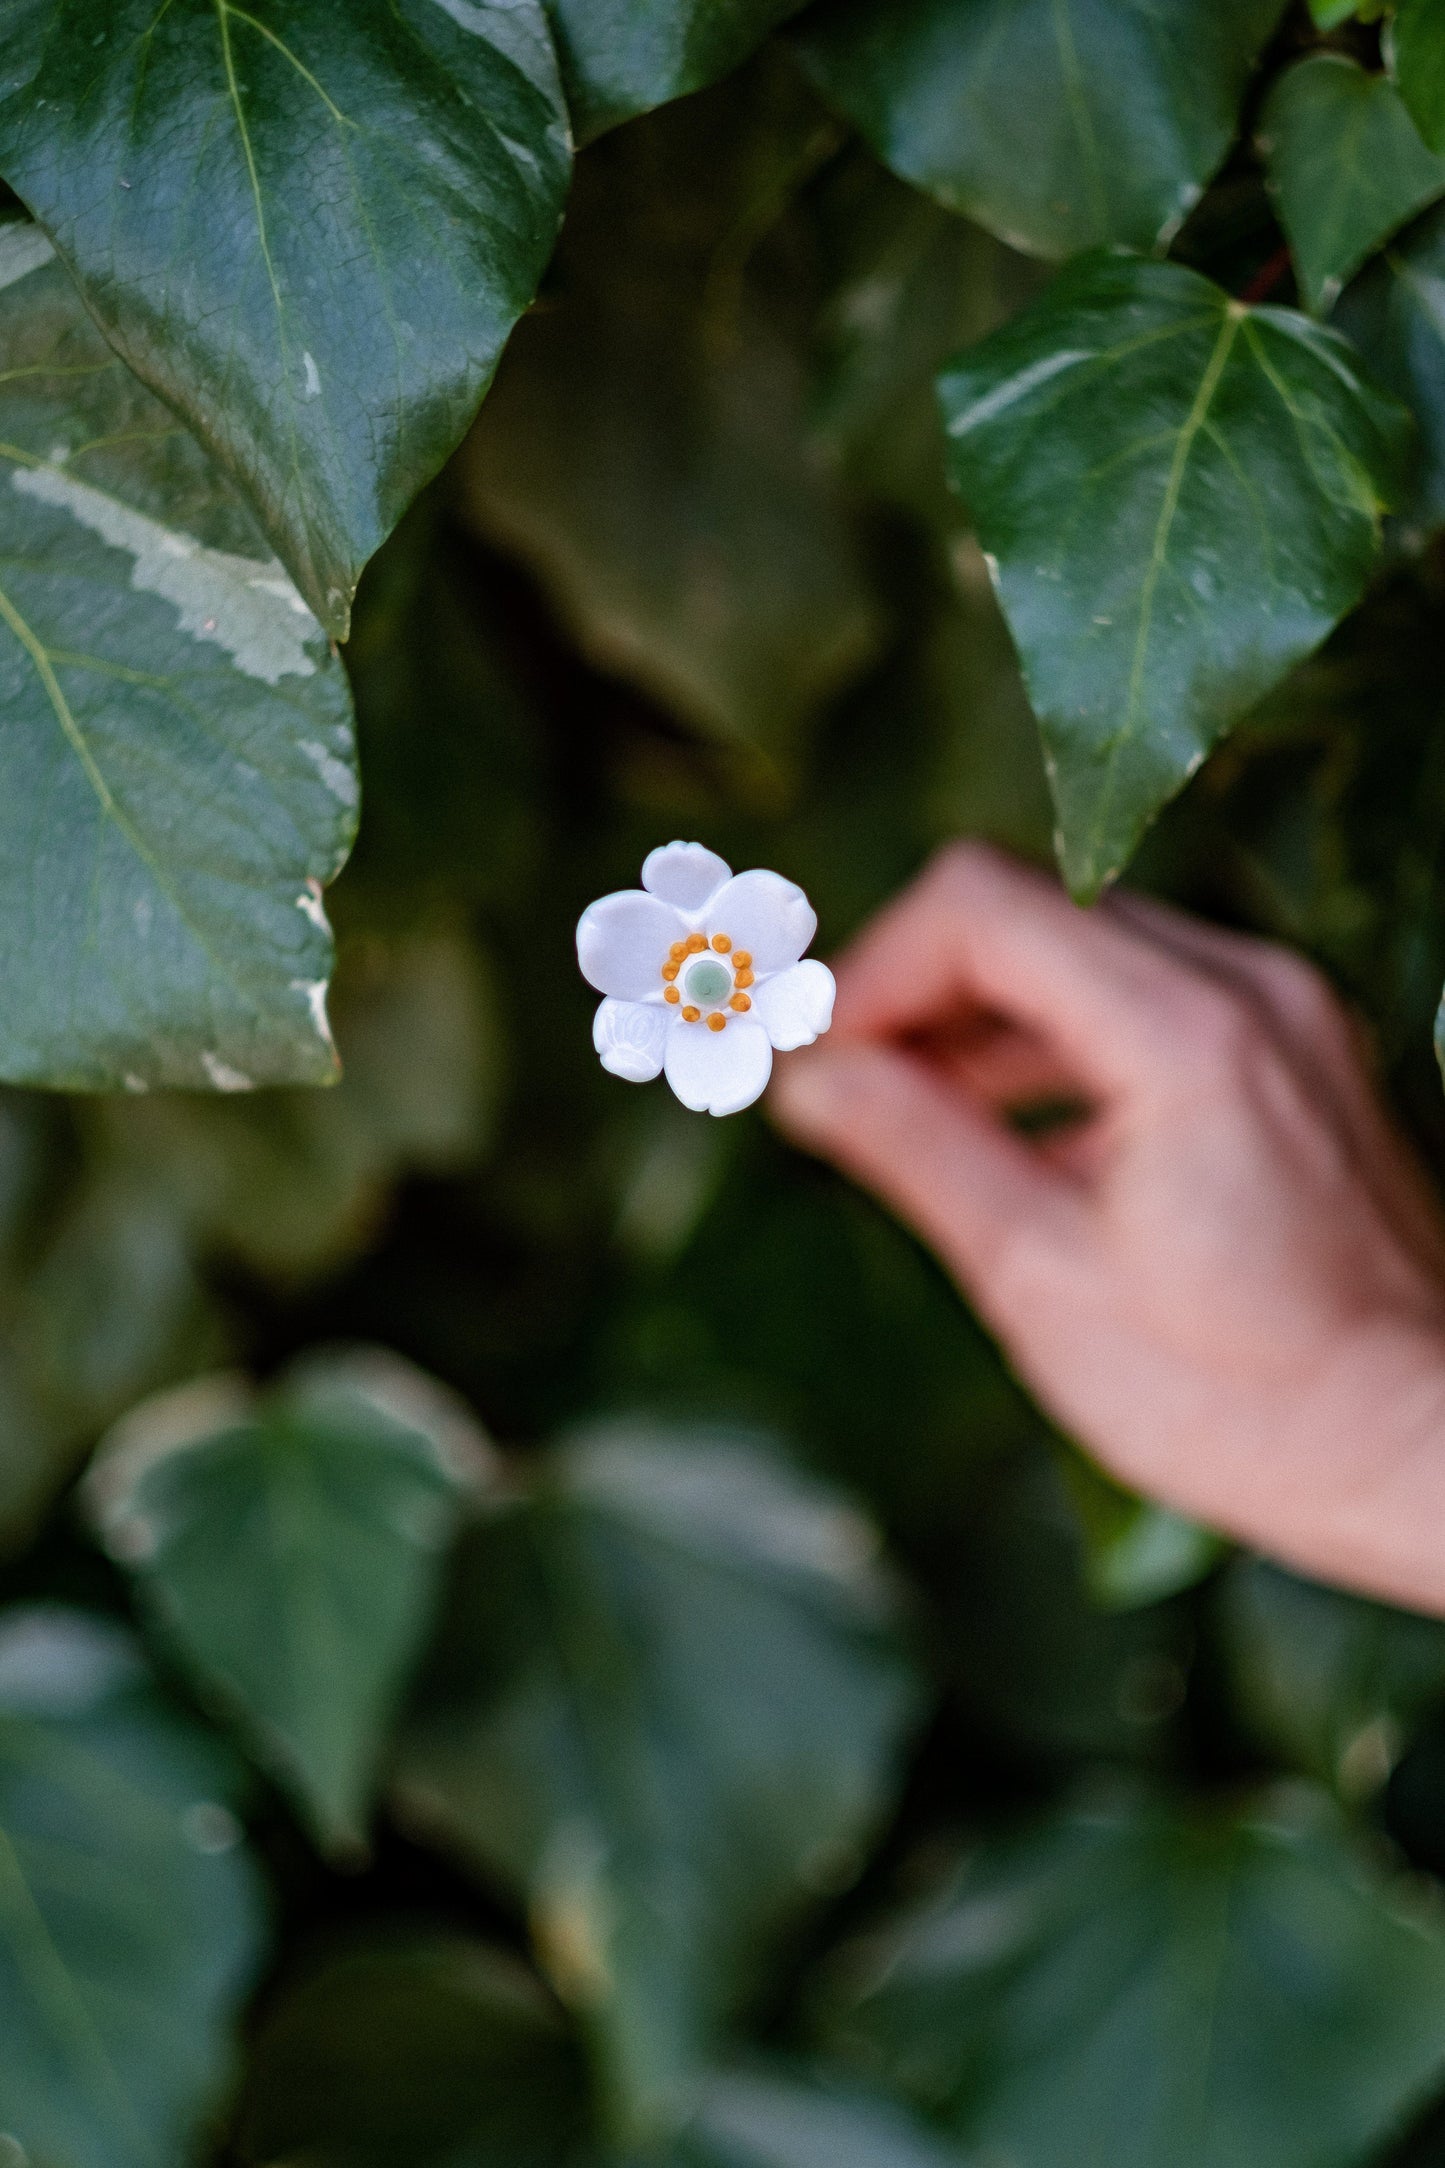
[397,1424,920,2139]
[0,1607,263,2168]
[547,0,810,141]
[1260,56,1445,314]
[1395,0,1445,156]
[87,1351,488,1851]
[936,254,1409,896]
[0,0,571,637]
[1337,199,1445,533]
[795,0,1287,261]
[0,223,355,1090]
[821,1791,1445,2168]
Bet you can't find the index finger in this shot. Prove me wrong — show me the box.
[830,842,1198,1096]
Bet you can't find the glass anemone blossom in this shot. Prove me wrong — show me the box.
[577,843,835,1116]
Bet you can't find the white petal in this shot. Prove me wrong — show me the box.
[641,840,732,911]
[593,998,667,1082]
[577,890,689,999]
[663,1015,773,1116]
[753,960,836,1052]
[707,869,816,972]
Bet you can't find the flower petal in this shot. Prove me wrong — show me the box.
[577,890,689,999]
[593,998,668,1082]
[707,870,817,972]
[641,840,732,912]
[663,1015,773,1116]
[753,960,836,1052]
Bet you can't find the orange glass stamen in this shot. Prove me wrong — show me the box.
[669,941,687,960]
[661,961,679,981]
[733,968,754,989]
[706,1012,726,1032]
[685,932,707,953]
[711,933,731,952]
[681,1004,701,1022]
[729,992,751,1012]
[732,951,752,969]
[664,986,680,1004]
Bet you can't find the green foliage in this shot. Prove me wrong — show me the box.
[4,6,1445,2165]
[0,0,571,637]
[937,254,1408,896]
[1260,56,1445,316]
[0,1607,263,2168]
[819,1791,1445,2168]
[86,1351,488,1852]
[1394,0,1445,157]
[795,0,1288,260]
[397,1423,920,2141]
[0,225,354,1090]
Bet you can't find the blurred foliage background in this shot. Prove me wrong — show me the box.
[14,2,1445,2165]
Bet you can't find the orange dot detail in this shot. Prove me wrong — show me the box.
[706,1011,727,1032]
[669,941,687,960]
[732,951,752,969]
[685,932,707,953]
[661,962,679,981]
[733,967,754,989]
[711,933,731,952]
[664,986,680,1004]
[729,992,751,1012]
[681,1005,701,1023]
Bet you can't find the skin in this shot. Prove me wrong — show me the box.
[770,841,1445,1616]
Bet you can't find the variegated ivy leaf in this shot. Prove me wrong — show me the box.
[0,222,356,1091]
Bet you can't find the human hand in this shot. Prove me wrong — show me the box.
[770,842,1445,1614]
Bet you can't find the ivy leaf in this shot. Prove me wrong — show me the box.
[395,1424,920,2143]
[1394,0,1445,156]
[0,0,571,638]
[86,1350,491,1853]
[819,1790,1445,2168]
[0,1606,264,2168]
[237,1932,958,2168]
[0,223,356,1090]
[1259,56,1445,316]
[794,0,1288,263]
[547,0,811,142]
[1337,199,1445,534]
[1218,1558,1445,1796]
[935,254,1410,897]
[459,69,881,768]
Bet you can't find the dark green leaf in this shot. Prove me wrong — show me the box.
[820,1790,1445,2168]
[237,1932,961,2168]
[1394,0,1445,156]
[1060,1450,1224,1609]
[0,0,571,637]
[396,1423,920,2142]
[1217,1558,1445,1795]
[794,0,1287,262]
[1337,199,1445,535]
[0,1606,264,2168]
[94,928,499,1285]
[86,1351,490,1851]
[1309,0,1364,24]
[936,253,1409,897]
[1260,56,1445,315]
[0,223,356,1089]
[237,1934,593,2168]
[459,69,880,768]
[547,0,811,142]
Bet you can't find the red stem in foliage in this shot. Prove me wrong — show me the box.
[1239,245,1292,306]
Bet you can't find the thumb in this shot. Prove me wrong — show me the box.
[769,1039,1082,1316]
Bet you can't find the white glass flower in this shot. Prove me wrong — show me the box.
[577,842,835,1116]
